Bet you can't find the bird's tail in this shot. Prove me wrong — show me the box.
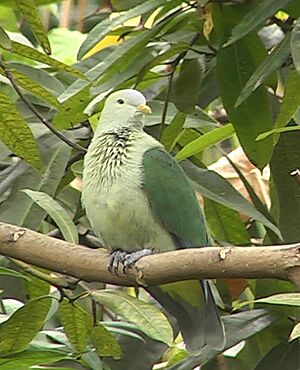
[146,279,225,353]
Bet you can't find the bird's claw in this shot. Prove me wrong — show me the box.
[108,250,127,275]
[108,248,153,275]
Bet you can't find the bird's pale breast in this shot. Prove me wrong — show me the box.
[82,129,175,252]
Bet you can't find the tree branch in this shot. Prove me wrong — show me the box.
[0,222,300,286]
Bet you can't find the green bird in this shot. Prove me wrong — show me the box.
[82,89,225,353]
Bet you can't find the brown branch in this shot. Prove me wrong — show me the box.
[0,57,87,154]
[0,222,300,286]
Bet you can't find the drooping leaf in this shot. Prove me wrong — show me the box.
[236,33,291,106]
[92,289,173,346]
[181,161,281,237]
[0,267,30,280]
[0,25,11,49]
[103,321,168,370]
[103,321,145,342]
[169,309,277,369]
[15,0,51,54]
[175,124,234,161]
[25,270,51,300]
[53,86,90,130]
[214,4,273,169]
[0,141,71,230]
[254,340,300,370]
[78,0,166,59]
[224,0,293,47]
[0,65,61,109]
[23,190,78,244]
[257,125,300,141]
[0,350,71,370]
[91,323,122,359]
[174,58,204,113]
[136,43,188,86]
[59,300,92,353]
[289,323,300,342]
[0,90,42,171]
[204,199,250,245]
[256,293,300,306]
[0,41,85,79]
[275,69,300,129]
[270,129,300,242]
[291,16,300,75]
[96,23,167,85]
[0,296,52,356]
[161,111,186,152]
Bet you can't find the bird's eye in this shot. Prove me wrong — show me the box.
[117,99,124,104]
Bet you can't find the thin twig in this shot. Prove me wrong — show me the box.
[158,69,176,140]
[9,257,78,290]
[0,57,87,153]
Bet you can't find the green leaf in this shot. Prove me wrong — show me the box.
[15,0,51,54]
[0,41,85,79]
[0,65,61,109]
[23,190,78,244]
[59,300,92,353]
[25,270,51,300]
[92,290,173,346]
[97,23,167,85]
[291,17,300,74]
[285,2,300,17]
[0,267,30,280]
[91,323,122,359]
[136,43,188,86]
[169,309,276,369]
[0,25,11,49]
[103,321,145,342]
[101,321,168,370]
[224,0,293,47]
[236,33,291,107]
[275,69,300,129]
[257,125,300,141]
[70,160,83,178]
[270,129,300,242]
[289,323,300,342]
[53,86,90,130]
[0,296,52,356]
[175,124,234,161]
[181,161,281,237]
[0,141,71,230]
[174,58,204,113]
[204,199,250,245]
[161,111,186,152]
[0,350,70,370]
[0,90,42,171]
[254,340,300,370]
[215,4,273,169]
[256,293,300,306]
[77,0,166,59]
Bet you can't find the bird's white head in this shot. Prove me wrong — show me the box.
[96,89,152,133]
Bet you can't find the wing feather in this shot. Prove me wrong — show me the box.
[143,147,208,248]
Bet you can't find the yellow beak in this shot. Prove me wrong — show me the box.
[136,103,152,114]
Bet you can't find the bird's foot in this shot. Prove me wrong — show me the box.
[108,249,153,274]
[108,250,128,274]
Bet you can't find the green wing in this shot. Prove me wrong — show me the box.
[143,148,225,352]
[143,147,208,248]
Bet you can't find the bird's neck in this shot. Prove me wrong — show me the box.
[94,110,144,138]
